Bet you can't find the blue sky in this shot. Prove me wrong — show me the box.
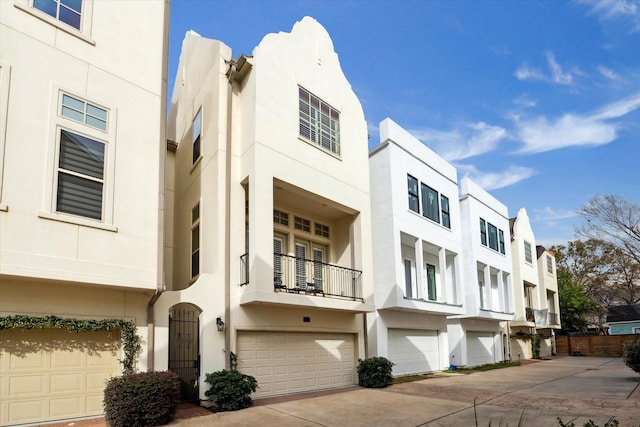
[168,0,640,247]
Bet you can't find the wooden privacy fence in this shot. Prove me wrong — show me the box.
[556,334,640,356]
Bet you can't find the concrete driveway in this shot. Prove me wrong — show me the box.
[172,357,640,427]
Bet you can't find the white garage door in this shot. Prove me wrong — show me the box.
[237,332,355,398]
[0,328,121,426]
[467,331,496,366]
[388,329,440,376]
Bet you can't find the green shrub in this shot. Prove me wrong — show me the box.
[204,369,258,411]
[623,341,640,373]
[103,371,180,427]
[357,356,394,388]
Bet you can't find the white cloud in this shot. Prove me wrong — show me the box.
[531,206,578,222]
[410,122,508,162]
[513,94,537,108]
[515,91,640,153]
[598,65,620,80]
[582,0,640,33]
[514,52,576,85]
[457,164,536,190]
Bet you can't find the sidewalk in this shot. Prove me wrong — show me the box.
[170,357,640,427]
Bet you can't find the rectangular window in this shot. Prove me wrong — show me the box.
[312,246,325,290]
[192,109,201,164]
[480,218,487,246]
[547,254,553,274]
[191,203,200,279]
[426,263,437,301]
[298,86,340,155]
[404,259,413,299]
[524,241,533,263]
[421,183,439,223]
[295,243,307,287]
[294,216,311,232]
[273,237,284,286]
[61,94,107,131]
[34,0,82,29]
[407,175,419,213]
[273,209,289,226]
[488,223,498,251]
[499,230,505,254]
[440,195,450,229]
[56,129,104,220]
[315,222,329,238]
[478,279,485,309]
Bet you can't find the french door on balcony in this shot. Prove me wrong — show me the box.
[274,236,326,291]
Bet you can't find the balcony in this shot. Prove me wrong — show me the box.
[240,253,363,302]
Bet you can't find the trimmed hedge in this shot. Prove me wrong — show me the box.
[623,341,640,374]
[357,356,394,388]
[104,371,181,427]
[204,370,258,411]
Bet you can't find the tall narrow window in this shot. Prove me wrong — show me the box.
[56,130,105,220]
[440,195,450,228]
[407,175,419,213]
[524,241,532,263]
[34,0,82,29]
[480,218,487,246]
[498,230,505,254]
[478,279,486,309]
[488,223,498,251]
[312,246,325,291]
[298,86,340,155]
[295,243,307,287]
[191,203,200,279]
[192,109,201,164]
[404,259,413,298]
[421,183,439,223]
[426,263,437,301]
[546,254,553,274]
[273,237,284,286]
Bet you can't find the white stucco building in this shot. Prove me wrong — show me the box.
[156,17,375,400]
[447,178,514,367]
[0,0,169,425]
[368,118,464,375]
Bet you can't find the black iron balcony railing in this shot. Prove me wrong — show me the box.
[239,253,363,301]
[549,311,559,325]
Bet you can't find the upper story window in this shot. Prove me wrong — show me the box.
[407,175,419,213]
[546,254,553,274]
[294,216,311,233]
[61,94,107,131]
[273,209,289,226]
[192,109,202,164]
[298,86,340,155]
[441,195,450,228]
[524,241,533,263]
[315,222,330,238]
[33,0,82,29]
[480,218,506,255]
[421,184,439,223]
[191,203,200,279]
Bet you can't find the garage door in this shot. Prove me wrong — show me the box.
[237,332,355,398]
[0,328,121,426]
[467,331,495,366]
[388,329,439,376]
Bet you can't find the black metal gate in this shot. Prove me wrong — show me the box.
[168,306,200,402]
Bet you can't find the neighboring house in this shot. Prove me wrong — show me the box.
[535,245,561,356]
[0,0,169,425]
[508,208,562,359]
[448,178,514,367]
[155,17,375,401]
[368,118,464,376]
[607,304,640,335]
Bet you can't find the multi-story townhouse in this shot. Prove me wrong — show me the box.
[535,245,561,356]
[508,208,546,360]
[0,0,169,425]
[368,118,464,376]
[447,178,514,367]
[155,17,375,401]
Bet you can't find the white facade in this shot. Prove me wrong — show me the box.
[157,17,375,400]
[447,177,514,367]
[0,0,169,424]
[368,118,464,375]
[535,245,561,356]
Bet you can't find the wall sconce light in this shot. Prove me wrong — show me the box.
[216,317,225,332]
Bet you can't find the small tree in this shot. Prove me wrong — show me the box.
[357,357,394,388]
[204,370,258,411]
[623,341,640,374]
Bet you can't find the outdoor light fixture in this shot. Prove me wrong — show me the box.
[216,317,225,332]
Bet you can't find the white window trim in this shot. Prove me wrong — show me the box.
[0,62,10,212]
[14,0,96,45]
[41,86,116,228]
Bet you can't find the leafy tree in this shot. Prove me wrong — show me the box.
[555,265,597,333]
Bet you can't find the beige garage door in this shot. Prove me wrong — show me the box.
[388,329,440,376]
[0,328,121,426]
[237,332,355,398]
